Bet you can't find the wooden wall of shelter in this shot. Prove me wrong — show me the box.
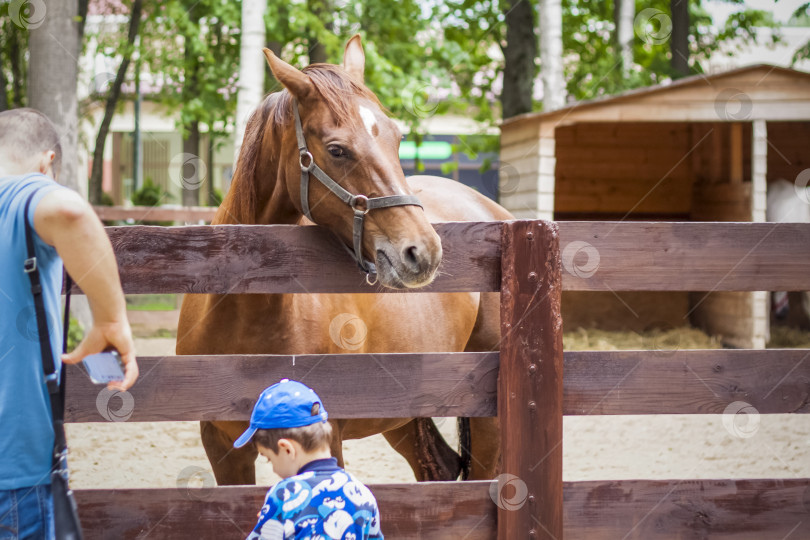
[499,65,810,348]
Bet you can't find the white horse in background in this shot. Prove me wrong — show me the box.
[766,178,810,321]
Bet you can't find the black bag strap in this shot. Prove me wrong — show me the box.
[23,190,71,463]
[62,273,72,412]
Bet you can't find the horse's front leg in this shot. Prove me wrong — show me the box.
[329,420,345,467]
[201,420,258,485]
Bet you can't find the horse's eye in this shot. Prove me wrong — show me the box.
[328,145,346,158]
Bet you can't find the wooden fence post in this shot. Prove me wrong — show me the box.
[499,220,563,539]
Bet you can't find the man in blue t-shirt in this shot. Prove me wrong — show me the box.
[0,108,139,539]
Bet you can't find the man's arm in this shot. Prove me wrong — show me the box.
[33,188,138,391]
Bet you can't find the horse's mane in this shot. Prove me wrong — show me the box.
[220,64,382,224]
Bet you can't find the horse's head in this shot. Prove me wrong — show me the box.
[262,36,442,289]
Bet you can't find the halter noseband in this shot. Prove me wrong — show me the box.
[293,98,423,282]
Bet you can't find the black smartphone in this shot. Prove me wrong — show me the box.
[82,350,125,384]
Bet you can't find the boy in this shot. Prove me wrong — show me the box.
[234,379,383,539]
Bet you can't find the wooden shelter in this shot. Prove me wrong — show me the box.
[499,64,810,348]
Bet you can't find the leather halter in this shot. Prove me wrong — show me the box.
[293,99,423,281]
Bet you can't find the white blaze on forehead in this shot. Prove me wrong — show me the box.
[358,105,378,137]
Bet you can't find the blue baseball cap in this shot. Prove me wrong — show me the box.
[233,379,328,448]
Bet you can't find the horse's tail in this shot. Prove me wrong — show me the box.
[458,417,472,480]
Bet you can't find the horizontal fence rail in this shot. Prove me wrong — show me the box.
[563,478,810,540]
[75,221,810,295]
[65,353,498,422]
[83,221,502,294]
[74,478,810,540]
[65,349,810,422]
[559,221,810,291]
[75,482,495,540]
[564,349,810,415]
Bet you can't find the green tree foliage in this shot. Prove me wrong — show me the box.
[431,0,780,115]
[788,1,810,63]
[432,0,504,122]
[264,0,341,74]
[406,1,506,166]
[263,0,442,129]
[260,0,466,170]
[144,0,241,142]
[0,3,29,110]
[563,0,779,101]
[0,0,793,184]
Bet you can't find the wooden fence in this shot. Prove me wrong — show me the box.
[67,220,810,539]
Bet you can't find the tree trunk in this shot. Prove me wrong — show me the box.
[233,0,267,174]
[265,40,282,91]
[308,39,328,65]
[539,0,565,110]
[180,4,203,206]
[307,0,332,64]
[670,0,689,76]
[614,0,634,78]
[29,0,81,192]
[10,28,25,108]
[182,121,201,207]
[501,0,537,118]
[77,0,89,39]
[207,133,217,206]
[0,47,8,112]
[88,0,143,204]
[264,1,286,93]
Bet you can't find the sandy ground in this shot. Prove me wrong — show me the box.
[64,336,810,490]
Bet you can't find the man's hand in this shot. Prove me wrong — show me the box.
[62,321,138,391]
[35,188,139,392]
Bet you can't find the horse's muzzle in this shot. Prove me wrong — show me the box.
[374,236,442,289]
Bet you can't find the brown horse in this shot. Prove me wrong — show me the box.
[176,35,513,485]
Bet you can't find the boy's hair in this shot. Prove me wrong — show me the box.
[0,108,62,178]
[253,404,333,453]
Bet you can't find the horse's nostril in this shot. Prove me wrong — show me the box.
[403,245,420,267]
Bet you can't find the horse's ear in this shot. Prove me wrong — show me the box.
[263,48,314,101]
[343,34,365,82]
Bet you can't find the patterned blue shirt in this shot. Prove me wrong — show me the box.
[248,458,383,540]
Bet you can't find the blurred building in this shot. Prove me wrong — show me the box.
[499,64,810,349]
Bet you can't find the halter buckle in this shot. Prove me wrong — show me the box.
[299,151,315,172]
[351,194,369,214]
